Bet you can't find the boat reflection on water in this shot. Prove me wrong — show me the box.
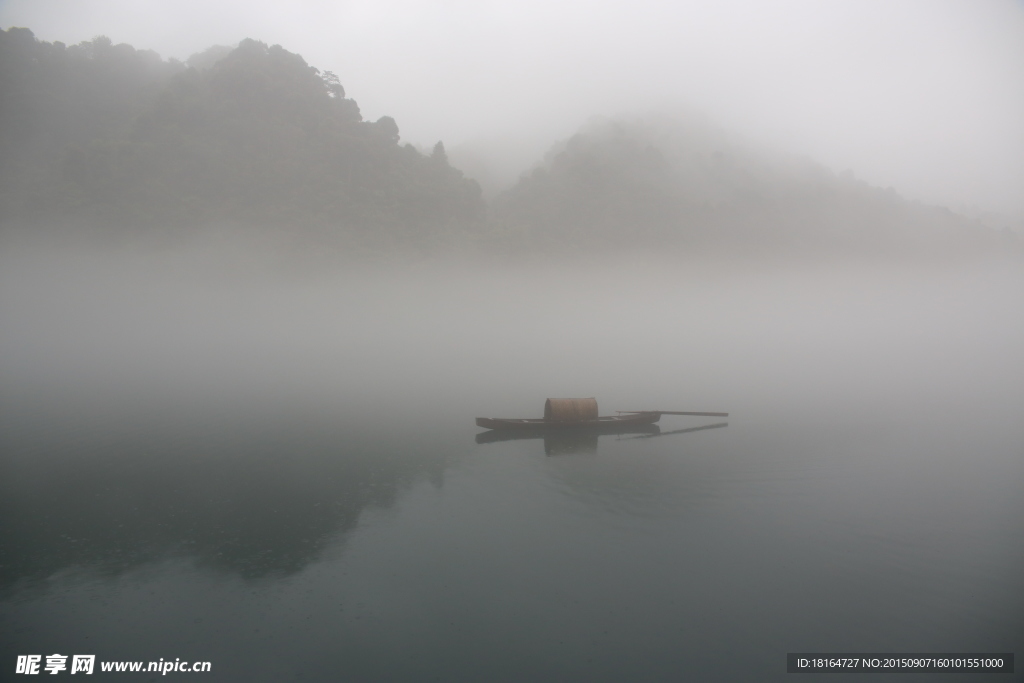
[475,425,658,455]
[626,422,729,439]
[475,422,728,455]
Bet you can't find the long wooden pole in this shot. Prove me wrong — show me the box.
[617,410,729,417]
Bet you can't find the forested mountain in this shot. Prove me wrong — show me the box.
[0,26,1009,254]
[493,116,1004,252]
[0,27,483,241]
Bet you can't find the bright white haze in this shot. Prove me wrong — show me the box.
[2,0,1023,217]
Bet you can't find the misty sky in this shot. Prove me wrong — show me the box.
[3,0,1022,217]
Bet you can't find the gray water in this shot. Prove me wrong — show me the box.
[2,247,1022,681]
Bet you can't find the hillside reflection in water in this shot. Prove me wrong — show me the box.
[0,411,460,592]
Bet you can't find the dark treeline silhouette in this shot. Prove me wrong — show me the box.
[0,27,483,242]
[0,26,1011,253]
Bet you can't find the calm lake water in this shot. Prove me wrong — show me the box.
[2,247,1022,681]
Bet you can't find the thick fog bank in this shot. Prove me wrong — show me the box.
[2,243,1022,435]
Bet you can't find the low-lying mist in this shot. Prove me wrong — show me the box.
[3,241,1021,437]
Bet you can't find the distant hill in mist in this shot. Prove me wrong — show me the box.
[0,27,483,242]
[493,116,1009,253]
[0,27,1011,255]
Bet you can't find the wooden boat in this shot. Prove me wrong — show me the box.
[475,398,728,432]
[475,412,661,432]
[475,423,661,444]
